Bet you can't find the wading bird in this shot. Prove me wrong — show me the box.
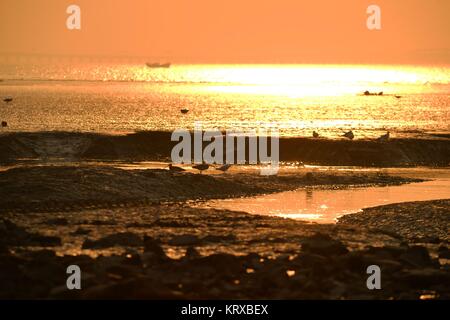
[168,164,185,172]
[192,163,209,173]
[217,163,232,173]
[342,130,354,140]
[376,132,390,142]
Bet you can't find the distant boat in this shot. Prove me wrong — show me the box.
[3,97,13,103]
[146,62,171,68]
[363,90,383,96]
[180,108,189,114]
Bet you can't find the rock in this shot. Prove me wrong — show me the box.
[398,269,450,287]
[82,232,142,249]
[202,234,236,242]
[301,233,348,256]
[169,234,201,246]
[294,252,329,268]
[70,227,91,235]
[365,246,407,259]
[412,236,441,244]
[143,236,167,261]
[185,246,201,259]
[45,218,69,226]
[438,246,450,259]
[399,246,435,268]
[29,234,61,247]
[122,252,142,266]
[0,219,61,247]
[190,254,243,275]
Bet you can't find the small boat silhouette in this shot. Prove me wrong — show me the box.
[146,62,171,68]
[363,91,383,96]
[3,97,13,103]
[180,108,189,114]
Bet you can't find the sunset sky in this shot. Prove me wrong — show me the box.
[0,0,449,64]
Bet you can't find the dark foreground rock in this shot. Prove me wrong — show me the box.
[1,199,449,299]
[0,235,448,299]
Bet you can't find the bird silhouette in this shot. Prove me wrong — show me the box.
[168,164,185,172]
[3,97,12,103]
[217,164,232,173]
[376,132,390,142]
[312,131,319,138]
[192,163,209,173]
[342,130,354,140]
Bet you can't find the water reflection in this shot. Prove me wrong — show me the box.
[201,178,450,224]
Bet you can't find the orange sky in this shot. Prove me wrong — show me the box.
[0,0,449,64]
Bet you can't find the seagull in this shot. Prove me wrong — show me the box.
[217,164,232,173]
[168,164,185,172]
[192,163,209,173]
[1,121,7,128]
[376,132,390,142]
[180,108,189,114]
[342,130,354,140]
[3,97,13,103]
[312,131,319,138]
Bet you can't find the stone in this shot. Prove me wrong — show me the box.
[301,233,348,256]
[169,234,201,246]
[82,232,142,249]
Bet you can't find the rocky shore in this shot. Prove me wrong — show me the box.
[0,163,448,299]
[1,199,449,299]
[1,131,449,166]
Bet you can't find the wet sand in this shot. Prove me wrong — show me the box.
[0,131,449,299]
[1,198,449,299]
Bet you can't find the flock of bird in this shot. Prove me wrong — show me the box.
[168,163,232,174]
[167,130,390,174]
[313,130,390,142]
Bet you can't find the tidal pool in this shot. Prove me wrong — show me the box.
[199,170,450,223]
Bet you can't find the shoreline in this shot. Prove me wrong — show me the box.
[1,130,449,167]
[0,131,448,299]
[0,165,421,214]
